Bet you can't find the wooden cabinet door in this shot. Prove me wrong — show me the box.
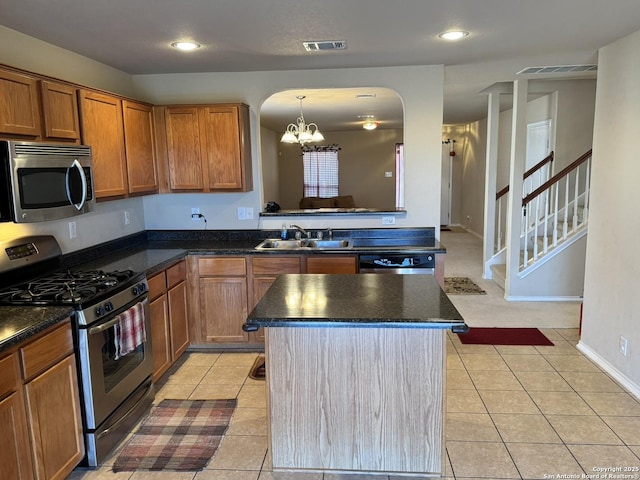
[0,392,33,480]
[306,255,358,274]
[150,294,172,382]
[0,353,32,480]
[169,281,190,359]
[200,105,245,190]
[200,277,249,343]
[78,90,128,198]
[0,69,41,137]
[165,107,204,190]
[39,80,80,141]
[123,100,158,194]
[24,354,84,480]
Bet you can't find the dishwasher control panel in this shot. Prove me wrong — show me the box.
[359,253,435,271]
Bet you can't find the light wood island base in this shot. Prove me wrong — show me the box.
[265,326,446,476]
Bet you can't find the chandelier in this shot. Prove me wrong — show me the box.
[280,95,324,144]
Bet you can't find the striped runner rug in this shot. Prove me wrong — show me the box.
[113,398,236,472]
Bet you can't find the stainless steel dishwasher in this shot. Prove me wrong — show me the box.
[358,253,435,274]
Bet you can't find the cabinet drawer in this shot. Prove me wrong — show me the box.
[252,256,301,275]
[0,353,18,399]
[20,321,73,381]
[199,257,246,276]
[148,271,167,300]
[167,260,186,288]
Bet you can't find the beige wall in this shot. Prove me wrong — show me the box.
[580,28,640,395]
[275,128,401,210]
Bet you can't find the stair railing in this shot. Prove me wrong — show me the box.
[520,149,592,270]
[494,152,554,253]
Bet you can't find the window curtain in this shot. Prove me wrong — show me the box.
[302,144,340,197]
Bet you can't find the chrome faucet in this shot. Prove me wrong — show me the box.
[290,224,309,239]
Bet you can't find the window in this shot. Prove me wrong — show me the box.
[302,145,339,197]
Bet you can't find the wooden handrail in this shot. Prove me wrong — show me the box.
[496,151,554,200]
[521,149,592,206]
[524,151,554,180]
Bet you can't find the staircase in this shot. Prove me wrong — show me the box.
[488,150,592,295]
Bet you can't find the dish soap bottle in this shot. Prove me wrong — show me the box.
[281,224,287,240]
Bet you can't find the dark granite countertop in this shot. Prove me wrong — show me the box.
[0,306,74,351]
[0,227,448,352]
[245,274,467,330]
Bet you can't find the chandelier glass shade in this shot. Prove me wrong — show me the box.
[280,95,324,144]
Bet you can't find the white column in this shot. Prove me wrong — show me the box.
[505,79,528,299]
[483,91,501,279]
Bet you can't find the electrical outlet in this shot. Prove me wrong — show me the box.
[123,210,131,225]
[385,171,393,178]
[191,207,200,215]
[620,336,628,356]
[237,207,247,220]
[68,221,77,239]
[382,216,396,225]
[246,207,254,220]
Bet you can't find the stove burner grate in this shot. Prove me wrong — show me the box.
[0,269,136,306]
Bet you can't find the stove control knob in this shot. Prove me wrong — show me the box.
[95,305,106,317]
[104,301,114,312]
[132,283,147,296]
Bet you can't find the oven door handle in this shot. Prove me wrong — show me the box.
[66,159,87,211]
[88,315,121,335]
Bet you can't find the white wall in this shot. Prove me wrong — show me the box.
[580,29,640,395]
[134,66,444,232]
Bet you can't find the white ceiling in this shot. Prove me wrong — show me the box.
[2,0,639,126]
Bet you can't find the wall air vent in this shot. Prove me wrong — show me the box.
[303,40,347,52]
[517,65,598,75]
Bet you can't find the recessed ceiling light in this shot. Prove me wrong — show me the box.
[438,31,469,41]
[171,41,201,51]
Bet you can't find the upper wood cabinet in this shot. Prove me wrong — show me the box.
[162,104,253,192]
[164,107,203,190]
[78,90,128,198]
[0,69,41,138]
[39,80,81,142]
[122,100,158,195]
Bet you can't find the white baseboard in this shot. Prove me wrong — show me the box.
[505,295,583,302]
[577,341,640,402]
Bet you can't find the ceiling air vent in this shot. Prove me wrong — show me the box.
[517,65,598,75]
[303,40,347,52]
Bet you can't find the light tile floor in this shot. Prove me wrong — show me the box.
[69,338,640,480]
[69,230,640,479]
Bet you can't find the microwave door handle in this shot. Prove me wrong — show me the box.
[66,159,87,211]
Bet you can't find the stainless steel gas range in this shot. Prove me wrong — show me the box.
[0,235,154,467]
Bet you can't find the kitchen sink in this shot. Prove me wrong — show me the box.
[255,238,353,250]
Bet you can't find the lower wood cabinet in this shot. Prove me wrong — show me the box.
[306,255,358,273]
[0,320,84,480]
[188,254,359,346]
[192,257,249,344]
[148,260,189,381]
[0,354,32,480]
[249,256,302,342]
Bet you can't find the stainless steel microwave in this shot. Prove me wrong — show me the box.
[0,140,95,223]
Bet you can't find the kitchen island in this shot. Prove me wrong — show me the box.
[244,274,467,477]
